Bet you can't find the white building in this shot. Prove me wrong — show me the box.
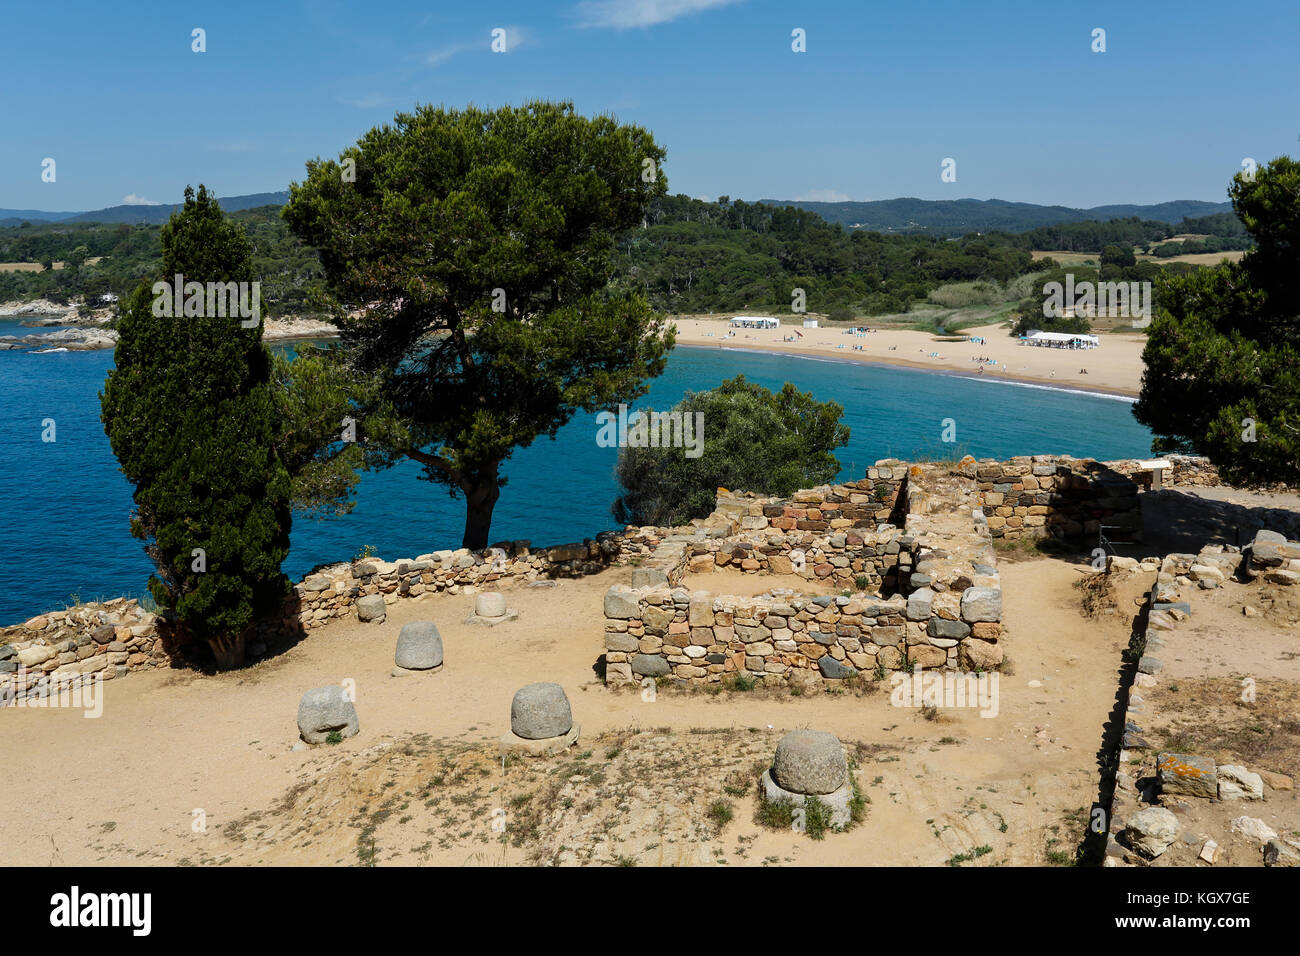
[729,315,780,329]
[802,319,819,328]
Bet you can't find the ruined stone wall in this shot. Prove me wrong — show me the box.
[684,462,910,592]
[0,530,666,703]
[962,455,1142,542]
[604,459,1005,687]
[602,583,1002,687]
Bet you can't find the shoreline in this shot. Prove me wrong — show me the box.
[677,342,1139,401]
[670,317,1145,398]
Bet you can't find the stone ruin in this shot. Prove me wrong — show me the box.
[604,458,1015,686]
[463,591,519,627]
[296,685,359,745]
[391,621,443,677]
[1103,527,1300,867]
[500,682,580,757]
[761,730,856,829]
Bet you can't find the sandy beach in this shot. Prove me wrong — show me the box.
[671,317,1148,399]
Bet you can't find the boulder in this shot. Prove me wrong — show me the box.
[771,729,848,795]
[296,686,359,744]
[16,645,54,667]
[631,568,669,589]
[961,638,1003,670]
[1263,840,1300,867]
[1218,765,1264,801]
[1124,806,1179,858]
[1157,752,1217,798]
[356,594,387,623]
[817,655,857,680]
[1231,816,1278,844]
[906,588,934,621]
[510,682,573,740]
[394,621,443,671]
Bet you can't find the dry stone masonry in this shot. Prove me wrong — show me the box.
[604,458,1008,686]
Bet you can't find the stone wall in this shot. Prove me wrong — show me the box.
[960,455,1142,542]
[682,463,910,592]
[0,530,668,702]
[604,459,1005,687]
[0,598,165,702]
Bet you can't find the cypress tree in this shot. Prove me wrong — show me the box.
[101,185,291,668]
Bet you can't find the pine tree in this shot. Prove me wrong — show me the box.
[101,185,291,668]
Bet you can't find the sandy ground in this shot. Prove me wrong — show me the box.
[0,556,1143,867]
[671,318,1146,398]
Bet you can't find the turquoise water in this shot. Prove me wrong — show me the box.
[0,340,1152,623]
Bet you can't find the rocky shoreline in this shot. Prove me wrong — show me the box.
[0,299,339,351]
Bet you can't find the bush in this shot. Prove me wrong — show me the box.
[612,375,849,527]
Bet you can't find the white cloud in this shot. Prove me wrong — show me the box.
[794,189,851,203]
[121,194,160,206]
[426,42,472,66]
[574,0,744,29]
[428,27,526,66]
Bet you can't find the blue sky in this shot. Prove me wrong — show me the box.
[2,0,1296,211]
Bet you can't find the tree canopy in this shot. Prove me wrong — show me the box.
[283,101,676,548]
[100,185,291,668]
[613,375,850,527]
[1134,156,1300,484]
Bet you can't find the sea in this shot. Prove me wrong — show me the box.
[0,321,1153,623]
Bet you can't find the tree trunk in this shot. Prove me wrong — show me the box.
[461,472,501,551]
[208,632,247,670]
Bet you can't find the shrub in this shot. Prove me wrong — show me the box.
[612,375,850,526]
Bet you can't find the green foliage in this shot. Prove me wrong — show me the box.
[706,799,734,832]
[1134,156,1300,485]
[283,101,674,548]
[801,795,834,840]
[755,795,796,830]
[1100,244,1136,268]
[615,195,1041,316]
[100,186,291,668]
[269,344,406,519]
[612,375,850,527]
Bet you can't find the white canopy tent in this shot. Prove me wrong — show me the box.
[1022,331,1100,349]
[729,315,780,329]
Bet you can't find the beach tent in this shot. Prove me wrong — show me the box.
[1023,331,1100,350]
[802,319,819,328]
[729,315,780,329]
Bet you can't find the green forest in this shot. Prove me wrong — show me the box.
[0,193,1245,320]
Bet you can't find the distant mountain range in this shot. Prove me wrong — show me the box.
[758,197,1234,235]
[1,191,1233,235]
[0,192,291,228]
